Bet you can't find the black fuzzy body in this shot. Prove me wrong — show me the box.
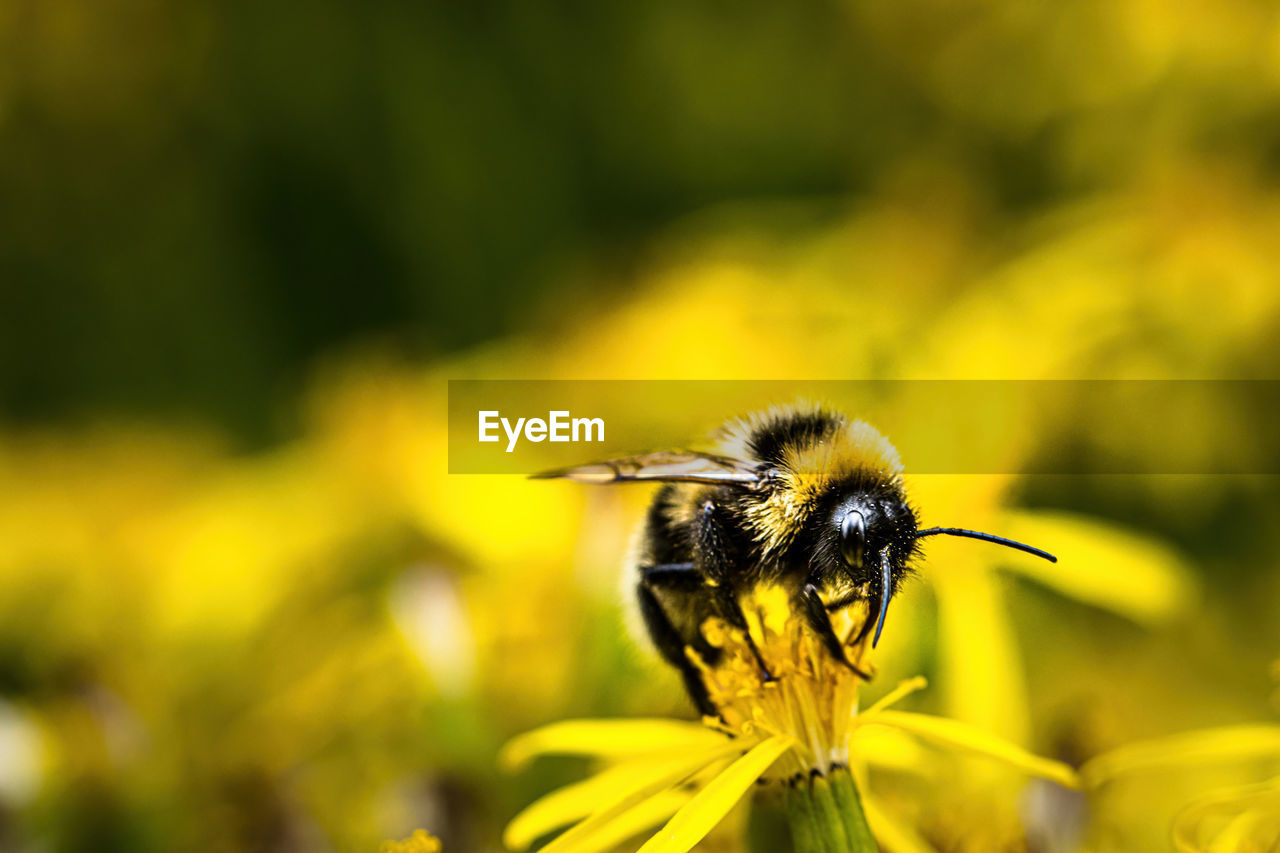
[631,408,920,713]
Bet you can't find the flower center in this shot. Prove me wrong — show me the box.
[688,584,874,780]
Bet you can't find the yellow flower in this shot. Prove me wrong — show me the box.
[908,475,1199,744]
[380,829,443,853]
[502,586,1077,853]
[1082,723,1280,853]
[1173,777,1280,853]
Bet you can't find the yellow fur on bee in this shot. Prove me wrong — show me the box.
[715,406,903,554]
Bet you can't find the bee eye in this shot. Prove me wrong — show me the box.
[840,511,866,569]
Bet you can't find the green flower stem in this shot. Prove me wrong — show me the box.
[784,768,875,853]
[785,782,826,853]
[828,767,876,850]
[811,773,853,851]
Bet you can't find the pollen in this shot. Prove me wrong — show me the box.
[688,584,873,780]
[379,830,443,853]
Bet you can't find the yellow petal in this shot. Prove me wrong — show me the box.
[499,719,727,771]
[503,741,745,850]
[543,791,692,853]
[1208,811,1268,853]
[852,726,933,775]
[861,792,939,853]
[999,510,1196,625]
[1081,726,1280,788]
[860,711,1079,789]
[932,563,1030,743]
[1172,777,1280,853]
[536,755,740,853]
[864,677,929,715]
[636,735,796,853]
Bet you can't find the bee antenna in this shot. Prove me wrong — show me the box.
[914,527,1057,563]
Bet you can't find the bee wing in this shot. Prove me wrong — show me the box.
[530,451,762,487]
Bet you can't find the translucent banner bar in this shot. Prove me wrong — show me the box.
[447,380,1280,475]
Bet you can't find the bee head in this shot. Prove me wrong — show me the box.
[828,490,919,591]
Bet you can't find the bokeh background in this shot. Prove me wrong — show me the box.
[2,1,1280,851]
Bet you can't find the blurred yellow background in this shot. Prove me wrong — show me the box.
[2,1,1280,851]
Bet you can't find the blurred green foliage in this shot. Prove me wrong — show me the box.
[5,0,1280,439]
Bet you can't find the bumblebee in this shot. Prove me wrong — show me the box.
[535,405,1055,715]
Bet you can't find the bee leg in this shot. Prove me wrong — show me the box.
[640,562,727,670]
[640,562,701,588]
[716,590,776,682]
[694,501,775,682]
[823,591,862,613]
[800,584,872,680]
[637,567,717,717]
